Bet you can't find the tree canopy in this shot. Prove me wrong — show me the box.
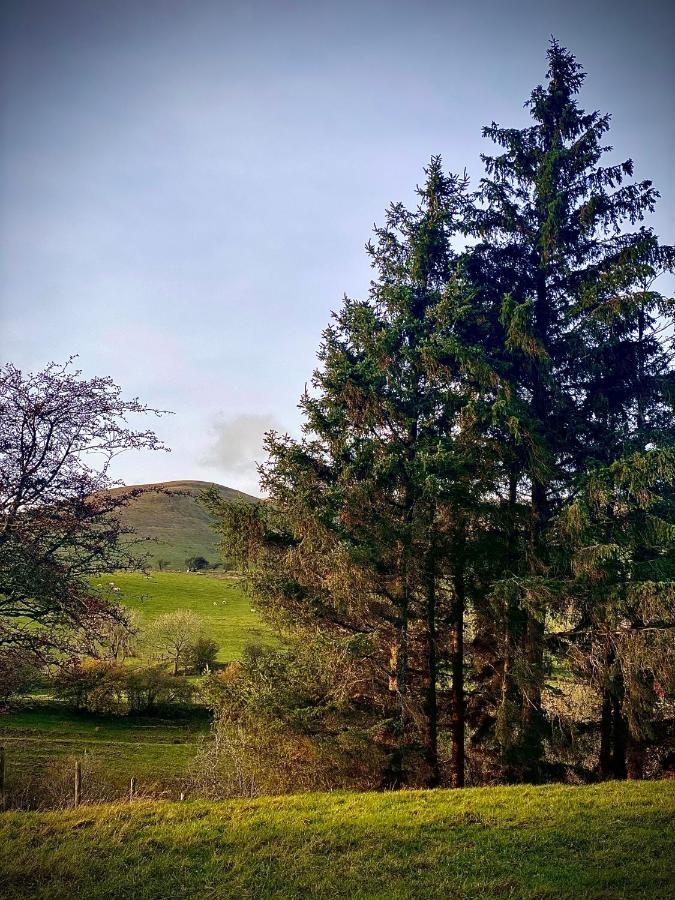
[207,40,674,789]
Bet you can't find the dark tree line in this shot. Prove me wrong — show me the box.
[207,42,674,788]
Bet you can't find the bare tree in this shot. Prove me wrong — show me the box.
[0,359,169,656]
[148,609,204,675]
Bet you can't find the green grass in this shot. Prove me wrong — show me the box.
[94,571,272,662]
[0,702,209,800]
[1,780,673,899]
[1,573,272,804]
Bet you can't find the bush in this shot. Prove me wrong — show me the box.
[192,635,384,799]
[125,665,195,714]
[0,649,42,707]
[186,636,219,674]
[52,660,127,714]
[52,660,196,715]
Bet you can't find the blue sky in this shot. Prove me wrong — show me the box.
[1,0,673,494]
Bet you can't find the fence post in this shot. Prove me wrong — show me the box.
[0,746,5,810]
[129,777,135,802]
[74,760,82,807]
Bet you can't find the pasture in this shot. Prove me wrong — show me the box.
[93,571,272,662]
[0,572,273,806]
[1,780,673,899]
[0,704,208,805]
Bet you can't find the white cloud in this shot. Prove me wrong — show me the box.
[202,412,282,492]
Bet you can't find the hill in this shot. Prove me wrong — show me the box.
[109,480,256,569]
[1,781,673,898]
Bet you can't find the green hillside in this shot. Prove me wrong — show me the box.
[2,574,273,805]
[1,781,673,899]
[94,571,272,661]
[110,480,256,569]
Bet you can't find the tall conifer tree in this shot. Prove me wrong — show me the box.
[468,39,674,777]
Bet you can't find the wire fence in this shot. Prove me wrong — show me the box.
[0,745,191,811]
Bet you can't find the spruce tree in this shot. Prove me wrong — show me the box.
[214,160,497,787]
[468,39,674,777]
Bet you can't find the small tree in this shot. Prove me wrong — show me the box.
[0,647,42,707]
[98,609,141,661]
[185,556,209,572]
[52,659,127,714]
[186,636,219,674]
[157,558,171,572]
[148,609,204,675]
[0,359,168,657]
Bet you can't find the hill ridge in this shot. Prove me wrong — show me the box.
[110,478,256,569]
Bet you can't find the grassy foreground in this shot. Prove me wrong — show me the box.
[1,781,673,899]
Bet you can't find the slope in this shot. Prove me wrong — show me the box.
[1,781,673,899]
[109,480,256,569]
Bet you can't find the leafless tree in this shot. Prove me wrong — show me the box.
[0,359,169,657]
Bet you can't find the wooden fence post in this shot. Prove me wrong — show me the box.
[74,760,82,807]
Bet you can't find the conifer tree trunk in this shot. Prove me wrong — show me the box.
[383,494,415,789]
[449,528,466,788]
[501,469,523,769]
[520,272,550,778]
[626,734,645,780]
[424,547,440,787]
[384,624,407,789]
[610,693,627,780]
[599,688,613,779]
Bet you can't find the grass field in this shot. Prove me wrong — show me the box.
[0,703,209,805]
[1,780,673,899]
[0,572,272,806]
[94,571,272,662]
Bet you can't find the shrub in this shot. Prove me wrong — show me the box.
[125,665,195,714]
[192,635,384,799]
[186,636,219,674]
[0,649,42,707]
[52,660,127,714]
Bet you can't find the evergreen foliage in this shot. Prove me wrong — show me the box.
[206,40,674,788]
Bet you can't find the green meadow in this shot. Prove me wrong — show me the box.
[1,572,273,804]
[1,780,673,899]
[93,571,272,662]
[0,704,208,801]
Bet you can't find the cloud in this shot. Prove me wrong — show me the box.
[202,413,282,484]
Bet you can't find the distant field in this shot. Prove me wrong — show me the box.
[0,703,209,805]
[1,780,673,899]
[93,571,273,662]
[0,573,273,807]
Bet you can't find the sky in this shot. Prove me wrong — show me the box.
[1,0,673,495]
